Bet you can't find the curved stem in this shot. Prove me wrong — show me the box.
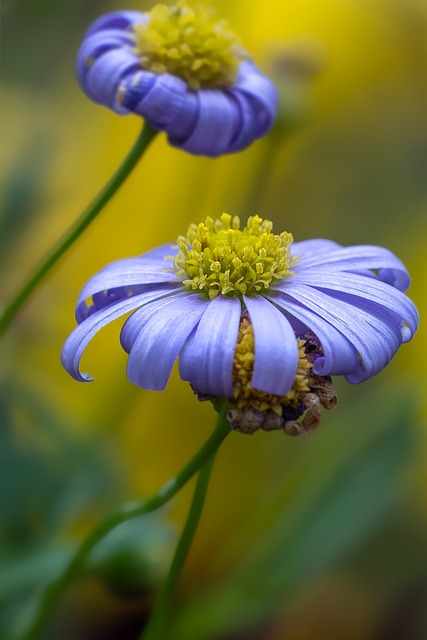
[0,122,158,336]
[21,404,231,640]
[141,455,216,640]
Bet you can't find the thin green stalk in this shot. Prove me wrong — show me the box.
[0,122,158,336]
[141,454,216,640]
[21,404,231,640]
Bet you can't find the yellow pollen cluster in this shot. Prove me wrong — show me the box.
[133,2,244,90]
[174,213,296,299]
[232,316,312,415]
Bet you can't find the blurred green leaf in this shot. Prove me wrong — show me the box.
[169,387,418,640]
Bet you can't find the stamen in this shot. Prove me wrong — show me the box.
[133,2,245,90]
[227,319,338,435]
[174,213,296,299]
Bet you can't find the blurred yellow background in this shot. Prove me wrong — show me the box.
[2,1,427,639]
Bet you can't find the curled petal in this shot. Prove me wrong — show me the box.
[127,294,210,391]
[279,284,403,381]
[61,288,173,382]
[76,13,278,156]
[84,11,147,38]
[267,292,364,379]
[232,61,279,137]
[179,296,242,396]
[85,49,141,113]
[281,271,419,341]
[125,73,190,130]
[296,245,411,291]
[243,295,298,396]
[172,89,239,156]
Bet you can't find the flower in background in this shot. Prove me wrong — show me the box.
[76,2,278,157]
[61,214,418,435]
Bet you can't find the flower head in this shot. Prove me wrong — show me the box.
[77,3,278,157]
[61,213,418,435]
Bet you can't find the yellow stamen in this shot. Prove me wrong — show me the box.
[174,213,297,299]
[233,315,312,415]
[133,2,245,90]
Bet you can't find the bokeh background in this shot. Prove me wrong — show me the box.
[2,0,427,638]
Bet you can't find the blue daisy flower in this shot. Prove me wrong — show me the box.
[76,2,278,157]
[61,214,418,435]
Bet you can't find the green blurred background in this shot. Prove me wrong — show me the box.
[1,0,427,638]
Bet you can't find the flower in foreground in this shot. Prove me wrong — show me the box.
[61,214,418,435]
[77,2,278,157]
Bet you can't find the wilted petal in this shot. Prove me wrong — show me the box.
[179,296,242,396]
[243,295,298,396]
[127,294,210,391]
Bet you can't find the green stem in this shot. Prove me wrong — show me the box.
[21,404,231,640]
[0,122,158,336]
[141,455,216,640]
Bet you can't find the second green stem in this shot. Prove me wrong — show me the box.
[141,455,216,640]
[0,122,158,335]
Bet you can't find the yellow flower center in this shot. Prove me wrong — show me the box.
[133,2,244,90]
[233,315,312,416]
[174,213,296,299]
[228,319,338,436]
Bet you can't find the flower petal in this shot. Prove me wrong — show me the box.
[267,292,363,379]
[61,288,173,382]
[233,61,279,137]
[291,238,341,259]
[75,250,178,323]
[84,48,141,112]
[276,283,402,381]
[179,296,242,396]
[282,271,419,341]
[175,90,239,157]
[127,294,210,391]
[77,14,278,156]
[76,29,135,96]
[243,295,298,396]
[296,245,411,291]
[84,11,146,38]
[128,73,190,131]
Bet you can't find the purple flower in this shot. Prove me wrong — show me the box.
[61,214,418,435]
[76,4,278,157]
